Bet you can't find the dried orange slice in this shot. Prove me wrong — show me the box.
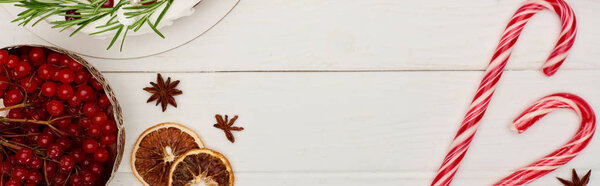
[168,149,234,186]
[131,123,204,186]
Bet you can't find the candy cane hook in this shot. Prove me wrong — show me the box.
[432,0,576,185]
[494,93,595,185]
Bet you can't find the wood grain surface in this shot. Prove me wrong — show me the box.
[1,0,599,185]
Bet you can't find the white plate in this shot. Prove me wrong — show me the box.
[1,0,239,59]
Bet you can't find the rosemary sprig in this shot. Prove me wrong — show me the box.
[2,0,173,51]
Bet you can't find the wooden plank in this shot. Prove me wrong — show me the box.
[1,0,600,71]
[109,169,593,186]
[102,71,600,185]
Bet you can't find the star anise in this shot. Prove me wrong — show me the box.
[557,169,591,186]
[143,73,182,112]
[213,114,244,143]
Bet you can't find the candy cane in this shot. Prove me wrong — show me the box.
[494,93,595,185]
[431,0,576,185]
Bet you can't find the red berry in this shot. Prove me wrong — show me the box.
[70,174,83,186]
[90,78,103,90]
[16,148,33,164]
[55,137,72,150]
[65,124,80,136]
[79,117,92,128]
[52,173,67,185]
[37,64,55,80]
[4,89,23,106]
[100,134,117,145]
[20,77,40,93]
[67,95,82,107]
[56,84,74,100]
[58,155,75,172]
[76,85,96,101]
[87,125,101,137]
[26,170,41,184]
[93,148,109,162]
[47,144,62,159]
[28,47,45,62]
[0,76,9,90]
[74,71,89,84]
[11,166,28,181]
[6,55,19,68]
[27,156,42,170]
[5,179,20,186]
[82,171,96,185]
[45,162,57,176]
[89,162,104,174]
[37,133,54,148]
[57,69,75,84]
[82,102,99,116]
[70,148,85,163]
[101,0,114,7]
[41,81,57,97]
[68,60,83,71]
[0,50,8,64]
[92,112,107,126]
[98,94,111,108]
[47,52,61,65]
[82,139,98,153]
[59,55,73,66]
[14,62,31,78]
[54,118,71,128]
[102,120,117,134]
[46,100,64,116]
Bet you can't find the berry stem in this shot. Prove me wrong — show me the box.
[0,115,74,136]
[0,103,27,111]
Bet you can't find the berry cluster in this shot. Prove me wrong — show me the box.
[0,47,118,186]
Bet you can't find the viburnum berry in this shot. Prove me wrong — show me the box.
[59,55,73,66]
[0,75,9,90]
[45,162,57,176]
[58,69,75,84]
[70,148,85,163]
[76,85,96,101]
[87,125,101,137]
[26,170,42,184]
[74,71,89,84]
[82,102,99,116]
[98,94,111,108]
[6,55,20,68]
[92,112,107,126]
[41,81,57,97]
[53,173,67,185]
[47,144,63,159]
[68,60,83,71]
[4,89,23,106]
[11,166,28,181]
[82,171,96,185]
[47,52,61,65]
[46,100,64,116]
[20,77,40,93]
[89,162,104,174]
[16,148,33,164]
[57,84,74,100]
[37,64,55,80]
[82,139,99,153]
[100,134,117,145]
[79,117,92,128]
[27,156,42,170]
[70,174,83,186]
[93,148,109,162]
[28,47,45,62]
[0,50,8,64]
[5,179,20,186]
[103,120,117,134]
[58,155,75,172]
[55,137,72,150]
[90,78,103,90]
[14,61,31,78]
[37,133,54,148]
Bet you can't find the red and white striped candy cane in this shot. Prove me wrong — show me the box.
[494,93,595,185]
[432,0,576,185]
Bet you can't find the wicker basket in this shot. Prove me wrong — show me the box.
[1,44,125,185]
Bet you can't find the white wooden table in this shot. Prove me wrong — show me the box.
[1,0,600,185]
